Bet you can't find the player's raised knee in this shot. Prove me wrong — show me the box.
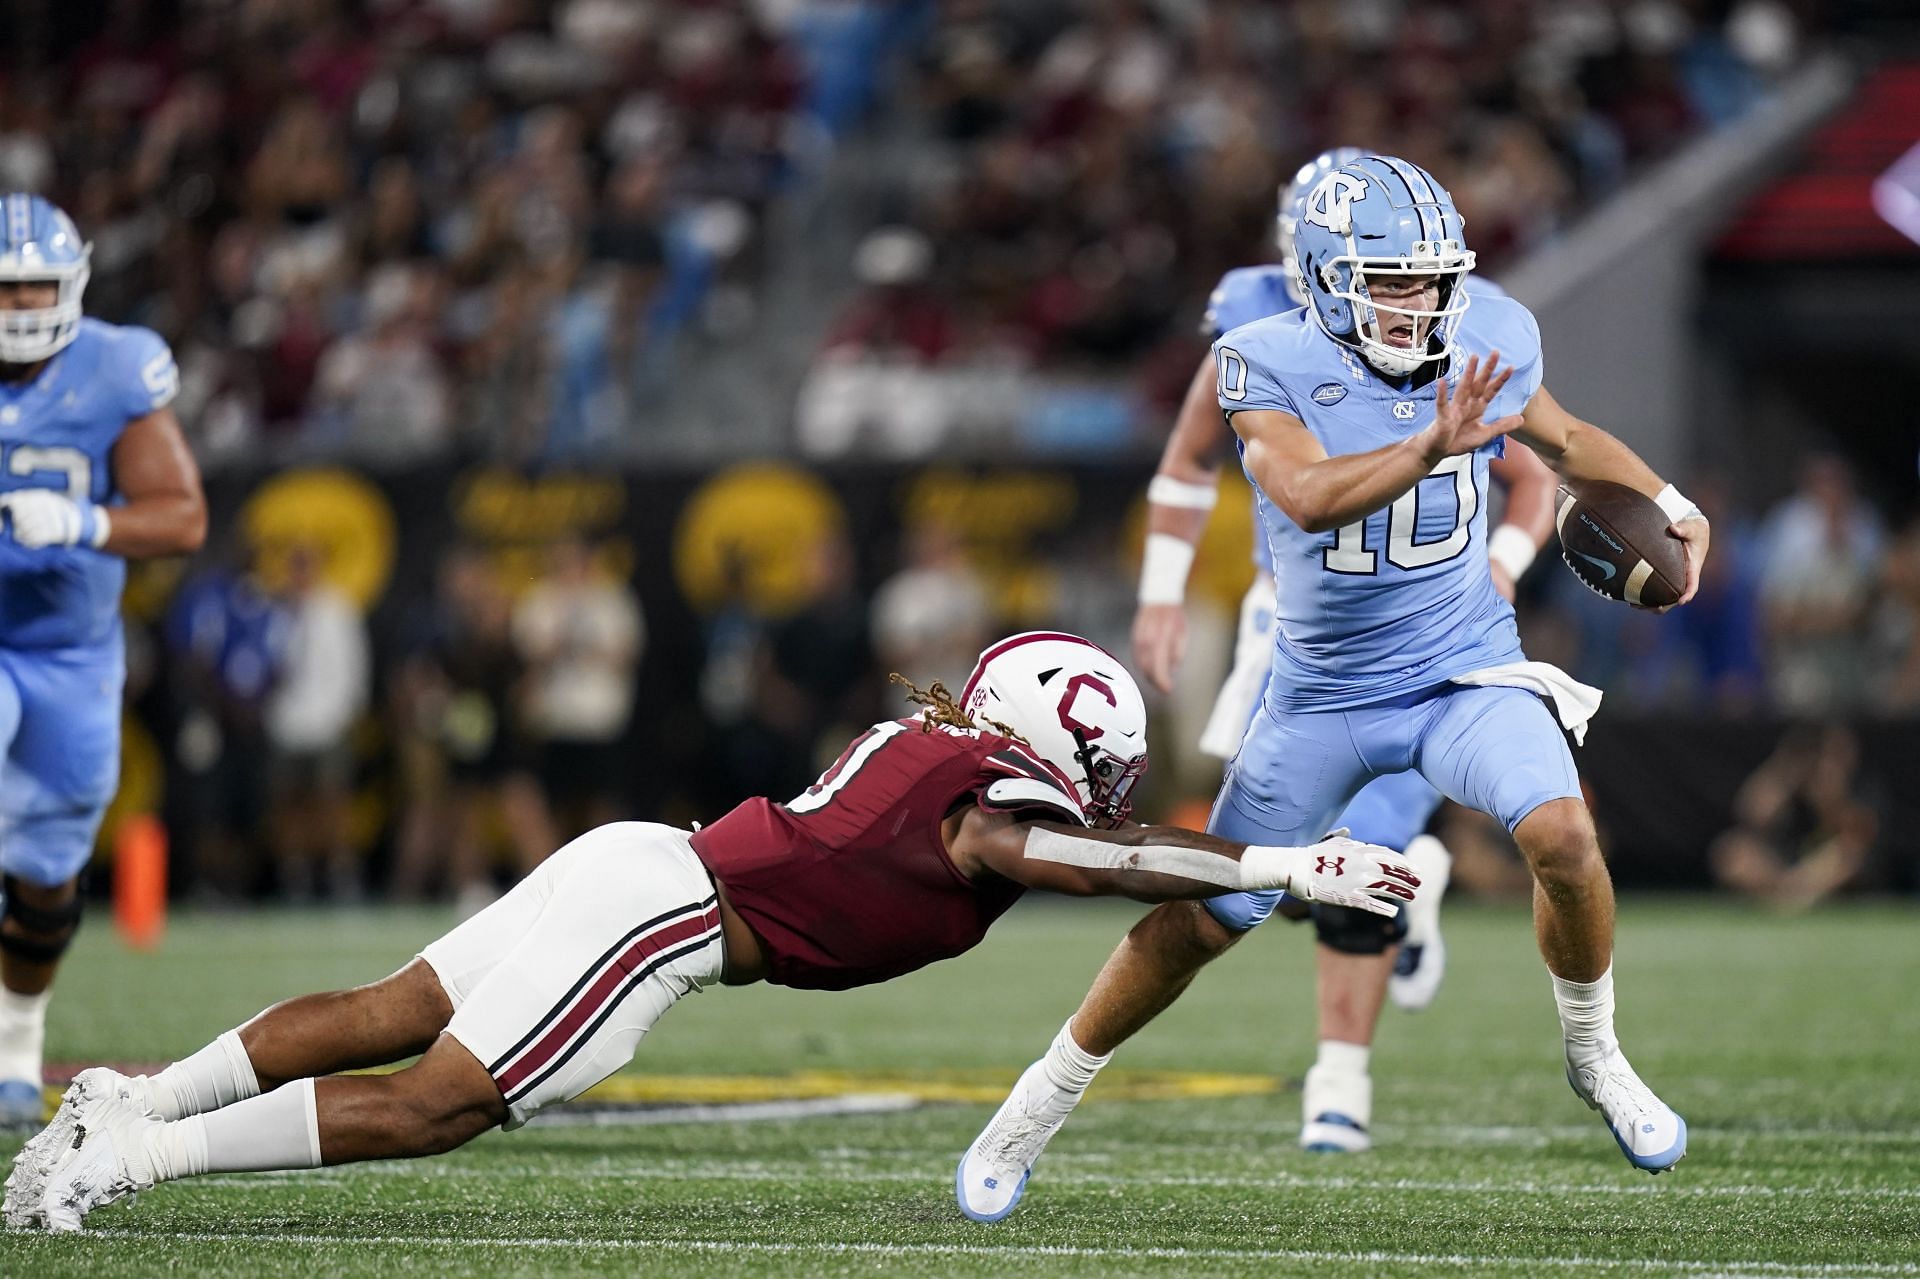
[1513,799,1603,890]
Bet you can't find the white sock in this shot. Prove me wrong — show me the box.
[1032,1018,1111,1119]
[144,1029,262,1121]
[0,987,50,1082]
[1313,1039,1371,1077]
[170,1077,322,1177]
[1552,967,1618,1066]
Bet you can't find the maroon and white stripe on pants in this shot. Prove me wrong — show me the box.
[420,822,727,1129]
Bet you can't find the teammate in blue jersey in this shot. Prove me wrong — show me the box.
[960,155,1711,1220]
[1125,149,1557,1155]
[0,195,208,1123]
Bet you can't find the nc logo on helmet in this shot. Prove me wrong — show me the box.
[1302,172,1369,236]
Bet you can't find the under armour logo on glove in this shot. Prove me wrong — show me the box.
[1287,836,1422,920]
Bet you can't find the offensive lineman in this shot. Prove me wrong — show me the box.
[0,195,207,1124]
[6,632,1419,1232]
[959,156,1710,1222]
[1132,148,1557,1153]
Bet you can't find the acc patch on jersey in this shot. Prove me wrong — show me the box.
[1310,382,1347,405]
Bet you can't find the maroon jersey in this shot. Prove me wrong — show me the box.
[689,716,1086,990]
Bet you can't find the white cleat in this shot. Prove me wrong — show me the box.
[956,1061,1077,1222]
[1567,1048,1687,1174]
[38,1092,161,1233]
[4,1067,142,1230]
[1299,1061,1372,1154]
[1389,834,1451,1012]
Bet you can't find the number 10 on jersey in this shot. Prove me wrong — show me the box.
[1324,455,1478,575]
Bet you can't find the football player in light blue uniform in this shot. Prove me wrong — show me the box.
[1125,150,1557,1155]
[0,195,207,1123]
[962,156,1711,1219]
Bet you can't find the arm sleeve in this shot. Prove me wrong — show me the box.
[116,327,180,419]
[1212,331,1299,417]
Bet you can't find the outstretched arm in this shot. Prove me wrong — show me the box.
[948,807,1417,915]
[1511,385,1710,606]
[1133,353,1235,693]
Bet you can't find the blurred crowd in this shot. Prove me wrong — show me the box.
[801,0,1809,455]
[153,532,644,908]
[4,0,912,466]
[5,1,1811,465]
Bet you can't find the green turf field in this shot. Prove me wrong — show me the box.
[3,896,1918,1277]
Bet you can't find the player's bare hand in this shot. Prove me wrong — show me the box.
[1659,515,1711,611]
[1284,835,1420,918]
[1422,352,1520,463]
[1490,561,1517,603]
[1131,603,1188,696]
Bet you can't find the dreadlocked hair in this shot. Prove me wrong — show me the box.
[889,673,1028,744]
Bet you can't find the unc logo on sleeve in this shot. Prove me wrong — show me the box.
[1302,172,1369,235]
[1311,383,1347,406]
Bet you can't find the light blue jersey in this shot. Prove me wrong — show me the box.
[1204,266,1296,576]
[1203,269,1506,577]
[1214,291,1543,714]
[0,317,176,649]
[0,317,175,885]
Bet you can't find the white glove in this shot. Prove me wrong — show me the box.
[1240,834,1421,918]
[3,489,109,549]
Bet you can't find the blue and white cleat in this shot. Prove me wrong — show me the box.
[1567,1049,1687,1174]
[1389,834,1452,1012]
[956,1061,1075,1222]
[1300,1061,1372,1154]
[0,1079,42,1129]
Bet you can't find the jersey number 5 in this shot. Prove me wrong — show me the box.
[1324,455,1478,575]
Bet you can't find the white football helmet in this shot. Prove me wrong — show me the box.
[959,631,1148,828]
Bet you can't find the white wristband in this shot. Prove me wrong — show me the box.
[1237,845,1304,892]
[88,504,112,550]
[1487,523,1536,581]
[1138,532,1197,606]
[1145,475,1218,511]
[1654,483,1704,525]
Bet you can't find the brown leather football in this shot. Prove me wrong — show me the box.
[1554,481,1687,608]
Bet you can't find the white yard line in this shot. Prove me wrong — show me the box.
[69,1229,1920,1277]
[195,1162,1920,1199]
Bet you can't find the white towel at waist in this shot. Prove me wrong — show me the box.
[1449,661,1604,746]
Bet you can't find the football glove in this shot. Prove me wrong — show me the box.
[3,489,110,549]
[1243,832,1420,918]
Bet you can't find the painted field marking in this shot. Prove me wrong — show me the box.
[195,1161,1920,1201]
[64,1229,1920,1277]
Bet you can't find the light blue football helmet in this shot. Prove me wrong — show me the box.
[0,194,91,364]
[1276,146,1367,307]
[1292,155,1475,379]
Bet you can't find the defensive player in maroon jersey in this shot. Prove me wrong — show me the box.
[5,632,1419,1233]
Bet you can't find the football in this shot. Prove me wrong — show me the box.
[1554,481,1688,607]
